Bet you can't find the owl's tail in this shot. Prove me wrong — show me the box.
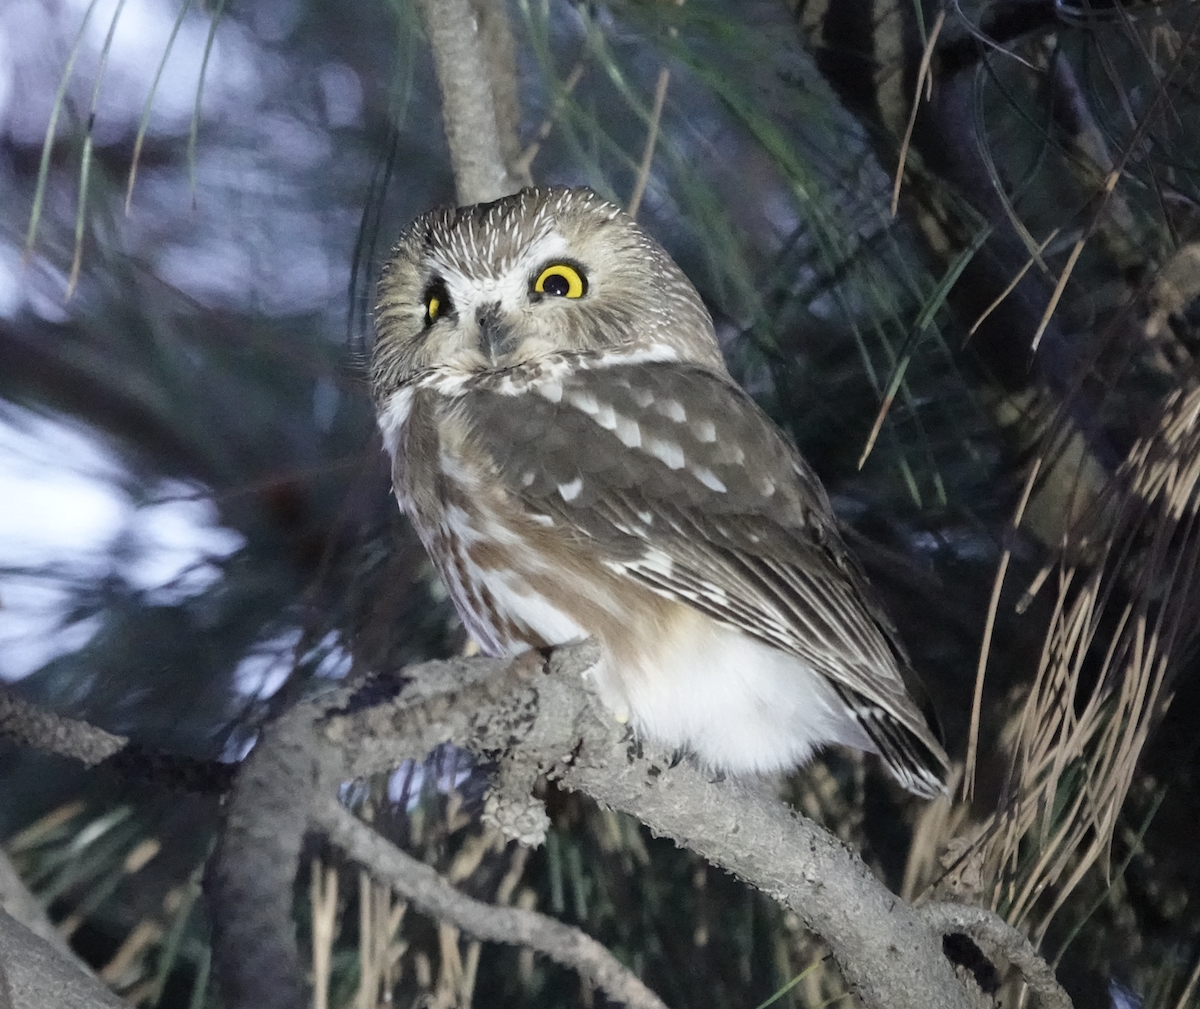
[843,687,951,799]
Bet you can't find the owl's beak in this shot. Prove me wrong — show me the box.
[475,303,517,363]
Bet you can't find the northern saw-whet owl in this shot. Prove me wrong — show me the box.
[372,186,949,798]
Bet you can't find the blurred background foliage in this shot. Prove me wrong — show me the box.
[1,0,1198,1006]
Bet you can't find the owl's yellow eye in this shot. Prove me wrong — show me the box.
[534,263,587,299]
[424,282,451,326]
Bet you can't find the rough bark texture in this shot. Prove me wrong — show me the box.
[205,697,347,1009]
[0,687,125,766]
[0,851,85,970]
[0,910,126,1009]
[207,644,999,1009]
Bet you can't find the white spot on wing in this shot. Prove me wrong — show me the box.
[692,467,727,493]
[692,419,717,443]
[615,415,641,447]
[536,380,563,403]
[592,402,617,430]
[589,344,680,368]
[630,387,655,409]
[438,449,484,492]
[558,477,583,501]
[488,573,589,645]
[638,546,674,577]
[442,503,484,546]
[659,399,686,423]
[568,389,600,415]
[695,580,729,607]
[645,437,686,470]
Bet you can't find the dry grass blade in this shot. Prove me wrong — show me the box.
[627,64,670,220]
[966,229,1058,341]
[628,0,685,219]
[512,58,587,179]
[357,868,408,1008]
[890,10,944,217]
[310,857,338,1009]
[951,379,1200,943]
[963,458,1041,801]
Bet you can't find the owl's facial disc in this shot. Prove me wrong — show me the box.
[372,186,728,404]
[420,232,591,370]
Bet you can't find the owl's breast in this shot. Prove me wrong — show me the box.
[381,383,616,657]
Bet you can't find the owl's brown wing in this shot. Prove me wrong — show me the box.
[463,360,949,796]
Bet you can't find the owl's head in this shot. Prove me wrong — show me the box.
[372,187,723,400]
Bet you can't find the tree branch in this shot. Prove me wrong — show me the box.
[0,850,86,970]
[0,910,127,1009]
[200,643,1022,1009]
[205,690,346,1009]
[415,0,525,204]
[920,903,1072,1009]
[0,687,125,766]
[313,795,669,1009]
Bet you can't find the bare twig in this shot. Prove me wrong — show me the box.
[628,66,670,219]
[315,796,670,1009]
[0,687,126,766]
[513,60,587,179]
[205,640,996,1009]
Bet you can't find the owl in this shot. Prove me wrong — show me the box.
[372,186,949,798]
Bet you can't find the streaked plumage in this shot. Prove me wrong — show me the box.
[372,186,949,797]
